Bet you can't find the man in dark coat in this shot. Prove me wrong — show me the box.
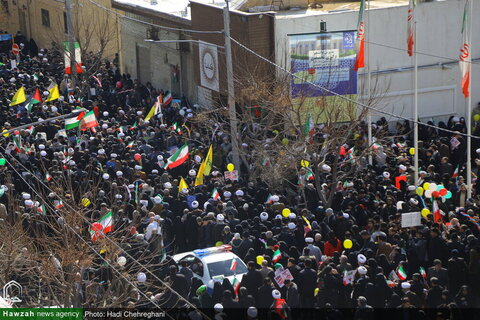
[296,259,317,308]
[427,259,448,289]
[240,261,262,300]
[447,249,467,295]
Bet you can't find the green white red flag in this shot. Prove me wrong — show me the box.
[397,265,407,280]
[354,0,366,71]
[272,249,282,263]
[164,144,189,169]
[459,0,471,98]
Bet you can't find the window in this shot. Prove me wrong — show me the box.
[41,9,50,27]
[63,12,68,34]
[207,258,247,278]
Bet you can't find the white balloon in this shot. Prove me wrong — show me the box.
[429,183,437,191]
[117,256,127,266]
[137,272,147,282]
[424,190,432,198]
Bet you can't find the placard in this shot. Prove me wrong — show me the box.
[401,212,422,228]
[224,170,238,181]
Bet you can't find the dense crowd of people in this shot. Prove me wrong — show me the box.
[1,40,480,320]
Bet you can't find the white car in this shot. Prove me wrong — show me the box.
[173,245,248,291]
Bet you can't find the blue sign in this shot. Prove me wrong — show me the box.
[0,34,12,41]
[288,31,358,98]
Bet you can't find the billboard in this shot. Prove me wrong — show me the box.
[288,31,357,97]
[288,31,358,123]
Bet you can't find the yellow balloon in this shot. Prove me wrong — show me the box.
[416,187,424,196]
[314,288,319,296]
[474,114,480,122]
[282,138,289,145]
[343,239,353,249]
[423,183,430,191]
[273,130,279,135]
[282,208,291,218]
[256,255,264,265]
[421,208,430,218]
[2,129,9,137]
[409,148,415,155]
[227,163,234,172]
[300,160,310,168]
[215,241,224,247]
[82,198,91,207]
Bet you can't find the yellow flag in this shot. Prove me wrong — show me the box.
[45,84,60,102]
[178,177,189,194]
[144,103,156,121]
[195,158,206,186]
[203,145,213,176]
[9,86,26,106]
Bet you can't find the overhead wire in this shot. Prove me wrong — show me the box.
[228,35,480,140]
[0,153,170,313]
[0,144,211,318]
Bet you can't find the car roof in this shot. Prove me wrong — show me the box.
[173,251,238,264]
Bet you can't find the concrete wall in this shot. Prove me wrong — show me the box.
[119,16,196,101]
[274,0,480,122]
[0,0,120,60]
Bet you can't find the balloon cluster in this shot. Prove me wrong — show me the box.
[416,182,452,200]
[416,182,452,218]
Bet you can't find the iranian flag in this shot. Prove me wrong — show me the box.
[452,165,459,179]
[45,172,52,182]
[164,144,189,169]
[354,0,366,71]
[65,111,85,130]
[230,259,238,271]
[99,211,113,234]
[37,204,47,215]
[459,0,471,98]
[163,91,173,105]
[304,113,314,136]
[343,270,357,286]
[265,194,274,204]
[306,168,314,181]
[232,276,241,295]
[80,110,99,130]
[90,211,113,241]
[272,249,282,263]
[433,200,443,224]
[407,0,415,56]
[126,141,134,148]
[212,188,220,200]
[54,200,64,209]
[397,265,407,280]
[420,267,427,279]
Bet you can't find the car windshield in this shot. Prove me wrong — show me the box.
[207,258,247,278]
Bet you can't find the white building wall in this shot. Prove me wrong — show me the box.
[274,0,480,123]
[119,16,196,101]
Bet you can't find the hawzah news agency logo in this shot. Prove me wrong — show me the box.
[2,280,22,306]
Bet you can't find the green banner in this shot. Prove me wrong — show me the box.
[0,309,82,320]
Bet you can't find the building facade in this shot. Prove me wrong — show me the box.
[0,0,121,61]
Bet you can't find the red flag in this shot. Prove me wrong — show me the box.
[395,176,407,189]
[407,0,415,56]
[354,0,366,71]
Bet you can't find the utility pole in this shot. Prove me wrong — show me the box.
[223,0,241,174]
[65,0,77,89]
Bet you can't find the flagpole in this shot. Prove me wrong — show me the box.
[366,0,372,166]
[466,0,473,198]
[413,19,419,187]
